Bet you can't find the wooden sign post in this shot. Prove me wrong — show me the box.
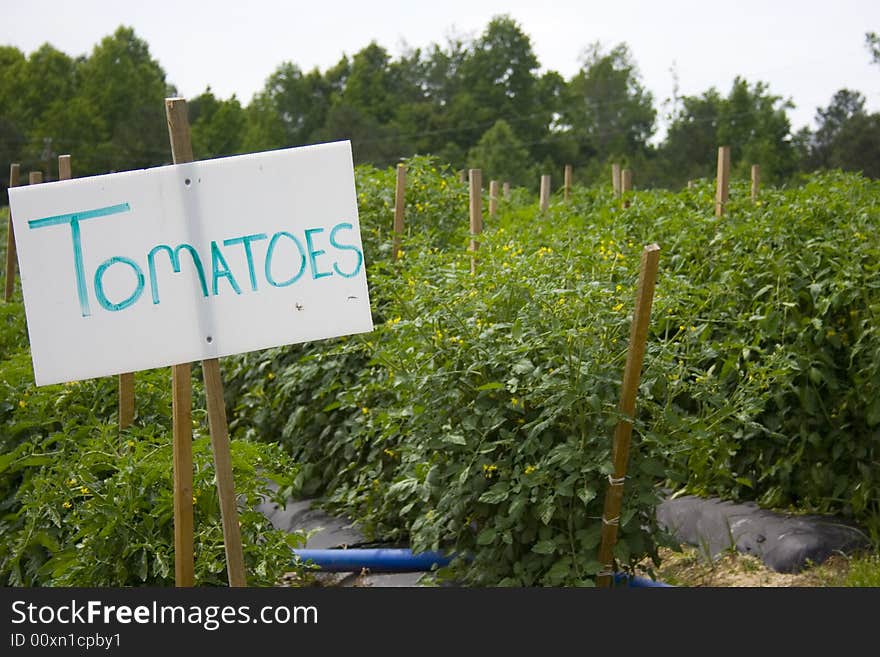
[502,182,510,199]
[596,243,660,588]
[611,163,621,198]
[164,99,197,586]
[715,146,731,217]
[391,163,406,261]
[751,164,760,203]
[469,169,482,275]
[165,97,246,587]
[4,163,21,302]
[564,165,572,202]
[539,174,551,212]
[9,102,373,588]
[489,180,499,218]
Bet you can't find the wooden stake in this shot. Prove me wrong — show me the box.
[611,163,621,198]
[539,174,551,212]
[171,361,193,587]
[391,163,406,261]
[564,165,572,202]
[165,98,196,588]
[621,169,633,208]
[687,180,694,190]
[489,180,499,217]
[715,146,731,217]
[469,169,482,275]
[502,182,510,199]
[4,163,20,302]
[118,372,135,429]
[58,154,72,181]
[596,243,661,588]
[166,97,245,587]
[202,358,247,587]
[459,169,467,183]
[751,164,760,203]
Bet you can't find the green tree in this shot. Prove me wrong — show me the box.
[466,119,531,186]
[76,26,175,174]
[190,89,246,159]
[562,43,656,166]
[808,89,866,169]
[659,77,795,187]
[444,16,547,167]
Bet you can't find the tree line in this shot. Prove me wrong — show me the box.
[2,17,879,204]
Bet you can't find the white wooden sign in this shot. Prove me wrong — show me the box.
[9,141,373,385]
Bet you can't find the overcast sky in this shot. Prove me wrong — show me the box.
[3,0,879,137]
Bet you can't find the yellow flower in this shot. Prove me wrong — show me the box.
[383,448,396,458]
[511,397,519,406]
[126,440,135,448]
[524,465,537,475]
[79,486,90,495]
[18,400,25,408]
[615,284,623,292]
[63,501,72,509]
[613,303,624,312]
[482,464,498,478]
[361,407,370,414]
[267,372,275,380]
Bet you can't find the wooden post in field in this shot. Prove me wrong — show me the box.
[165,98,247,586]
[391,163,406,261]
[489,180,499,217]
[539,174,551,212]
[611,163,621,198]
[165,99,196,588]
[459,169,467,183]
[687,180,694,190]
[751,164,760,203]
[58,154,72,181]
[564,164,572,202]
[715,146,731,217]
[4,163,21,302]
[621,169,632,209]
[469,169,482,275]
[502,182,510,199]
[596,243,661,588]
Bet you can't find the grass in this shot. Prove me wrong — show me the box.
[645,546,880,587]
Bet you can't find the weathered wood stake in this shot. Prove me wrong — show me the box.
[621,169,633,208]
[715,146,731,216]
[391,163,406,261]
[751,164,760,203]
[612,163,621,198]
[4,163,21,302]
[489,180,499,217]
[469,169,482,275]
[539,174,551,212]
[596,243,661,588]
[564,164,572,202]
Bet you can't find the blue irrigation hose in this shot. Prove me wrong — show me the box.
[294,548,453,573]
[293,548,671,586]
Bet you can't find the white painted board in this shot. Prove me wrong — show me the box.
[8,141,373,385]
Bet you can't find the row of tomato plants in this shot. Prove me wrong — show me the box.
[224,157,880,585]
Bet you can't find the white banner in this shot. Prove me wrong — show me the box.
[9,141,373,385]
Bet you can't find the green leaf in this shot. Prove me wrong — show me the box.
[443,433,467,446]
[476,382,505,391]
[478,485,509,504]
[476,528,497,545]
[531,539,556,555]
